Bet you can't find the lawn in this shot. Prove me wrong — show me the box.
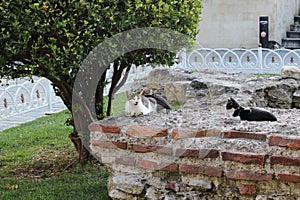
[0,92,128,200]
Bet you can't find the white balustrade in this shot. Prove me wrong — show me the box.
[0,77,62,120]
[181,47,300,74]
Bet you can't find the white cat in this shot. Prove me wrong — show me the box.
[125,90,157,116]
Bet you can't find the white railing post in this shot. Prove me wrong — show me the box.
[181,48,187,69]
[46,81,53,114]
[258,45,263,73]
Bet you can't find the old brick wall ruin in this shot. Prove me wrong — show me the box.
[89,69,300,199]
[89,119,300,199]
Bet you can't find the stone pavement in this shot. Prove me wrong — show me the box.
[0,100,66,132]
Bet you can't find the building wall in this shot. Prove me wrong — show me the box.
[197,0,300,48]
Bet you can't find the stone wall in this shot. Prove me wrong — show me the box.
[89,119,300,199]
[89,69,300,199]
[197,0,300,48]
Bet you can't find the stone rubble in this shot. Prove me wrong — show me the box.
[134,68,300,136]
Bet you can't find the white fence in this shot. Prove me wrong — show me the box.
[105,47,300,94]
[2,47,300,120]
[180,47,300,74]
[0,66,153,120]
[0,77,62,120]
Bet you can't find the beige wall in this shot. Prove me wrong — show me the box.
[197,0,300,48]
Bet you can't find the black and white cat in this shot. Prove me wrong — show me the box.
[226,97,277,121]
[142,88,172,111]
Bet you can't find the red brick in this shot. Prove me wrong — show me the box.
[136,159,178,172]
[238,184,257,195]
[171,128,221,139]
[136,159,158,170]
[175,149,199,157]
[225,170,273,181]
[133,144,172,155]
[180,164,199,174]
[270,156,300,166]
[159,162,178,172]
[88,121,121,133]
[175,148,219,159]
[221,151,267,165]
[269,135,300,149]
[198,149,219,158]
[205,129,223,137]
[126,125,168,137]
[277,174,300,183]
[115,157,136,166]
[171,129,204,139]
[224,130,267,141]
[91,140,127,149]
[180,164,222,177]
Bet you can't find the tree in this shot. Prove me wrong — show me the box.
[0,0,202,163]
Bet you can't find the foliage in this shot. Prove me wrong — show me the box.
[0,0,202,159]
[0,0,202,110]
[0,111,109,199]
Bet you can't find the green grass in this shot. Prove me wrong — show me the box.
[0,91,179,199]
[107,92,127,116]
[0,110,110,200]
[0,92,128,199]
[255,73,280,77]
[246,73,280,78]
[0,92,128,200]
[171,103,184,110]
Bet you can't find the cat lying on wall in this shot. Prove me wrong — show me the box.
[226,97,277,121]
[125,90,156,117]
[125,89,171,117]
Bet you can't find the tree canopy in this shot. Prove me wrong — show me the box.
[0,0,202,161]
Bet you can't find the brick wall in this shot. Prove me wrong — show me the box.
[89,119,300,199]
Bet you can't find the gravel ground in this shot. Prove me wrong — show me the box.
[135,97,300,136]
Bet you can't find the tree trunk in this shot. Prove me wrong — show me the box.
[51,79,93,165]
[106,60,131,116]
[106,62,122,116]
[95,69,107,119]
[69,130,91,164]
[50,67,111,164]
